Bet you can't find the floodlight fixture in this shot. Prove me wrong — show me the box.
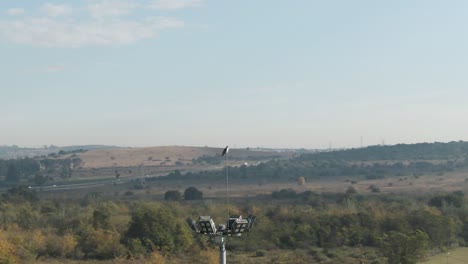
[227,215,241,229]
[224,215,255,235]
[198,216,217,235]
[186,218,199,233]
[246,215,257,231]
[231,218,249,235]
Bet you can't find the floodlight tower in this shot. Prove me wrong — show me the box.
[186,215,255,264]
[186,146,256,264]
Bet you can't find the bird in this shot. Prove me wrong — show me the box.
[222,146,229,156]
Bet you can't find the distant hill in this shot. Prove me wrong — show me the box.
[72,146,292,169]
[2,141,467,187]
[0,145,294,186]
[0,145,121,160]
[153,141,468,185]
[299,141,468,161]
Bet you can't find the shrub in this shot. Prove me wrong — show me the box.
[369,185,380,193]
[80,228,125,259]
[164,190,182,201]
[125,206,194,253]
[184,187,203,200]
[0,230,19,263]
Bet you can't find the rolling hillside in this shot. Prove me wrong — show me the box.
[62,146,293,169]
[0,145,120,159]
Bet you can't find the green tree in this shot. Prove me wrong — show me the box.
[184,187,203,200]
[0,230,19,263]
[164,190,182,201]
[5,164,19,183]
[33,173,47,186]
[378,230,429,264]
[125,205,193,252]
[407,210,455,248]
[79,226,124,259]
[3,186,39,203]
[92,209,111,230]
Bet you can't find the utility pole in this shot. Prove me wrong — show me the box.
[222,146,230,224]
[219,237,226,264]
[187,146,255,264]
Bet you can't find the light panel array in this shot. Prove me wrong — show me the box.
[231,218,249,234]
[187,214,257,236]
[198,216,217,235]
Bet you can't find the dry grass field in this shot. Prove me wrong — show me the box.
[152,168,468,198]
[421,247,468,263]
[68,146,291,169]
[39,168,468,202]
[61,169,468,198]
[35,145,468,201]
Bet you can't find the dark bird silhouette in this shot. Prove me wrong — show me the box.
[222,146,229,156]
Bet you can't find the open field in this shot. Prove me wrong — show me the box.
[35,168,468,201]
[421,248,468,263]
[28,145,294,181]
[8,141,468,202]
[31,164,468,199]
[71,146,292,168]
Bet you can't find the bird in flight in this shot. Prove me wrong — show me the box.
[222,146,229,156]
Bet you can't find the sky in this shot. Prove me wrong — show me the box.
[1,0,468,149]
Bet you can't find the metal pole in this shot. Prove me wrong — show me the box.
[219,237,226,264]
[225,154,229,221]
[223,152,229,264]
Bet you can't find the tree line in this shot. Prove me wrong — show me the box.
[0,185,465,263]
[154,157,462,185]
[0,157,81,186]
[301,140,468,161]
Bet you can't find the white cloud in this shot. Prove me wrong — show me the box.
[87,0,138,18]
[6,8,25,16]
[41,3,72,17]
[145,16,185,29]
[0,0,192,47]
[150,0,202,10]
[0,16,183,47]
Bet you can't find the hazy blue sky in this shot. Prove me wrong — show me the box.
[1,0,468,149]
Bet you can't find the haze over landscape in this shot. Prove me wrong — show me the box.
[2,0,468,149]
[3,1,468,263]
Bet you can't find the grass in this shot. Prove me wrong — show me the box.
[75,146,291,169]
[227,247,382,264]
[421,248,468,264]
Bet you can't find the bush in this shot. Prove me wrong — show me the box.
[272,189,297,199]
[369,185,380,193]
[125,206,194,252]
[44,232,77,258]
[164,190,182,201]
[184,187,203,200]
[79,228,125,259]
[0,231,18,264]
